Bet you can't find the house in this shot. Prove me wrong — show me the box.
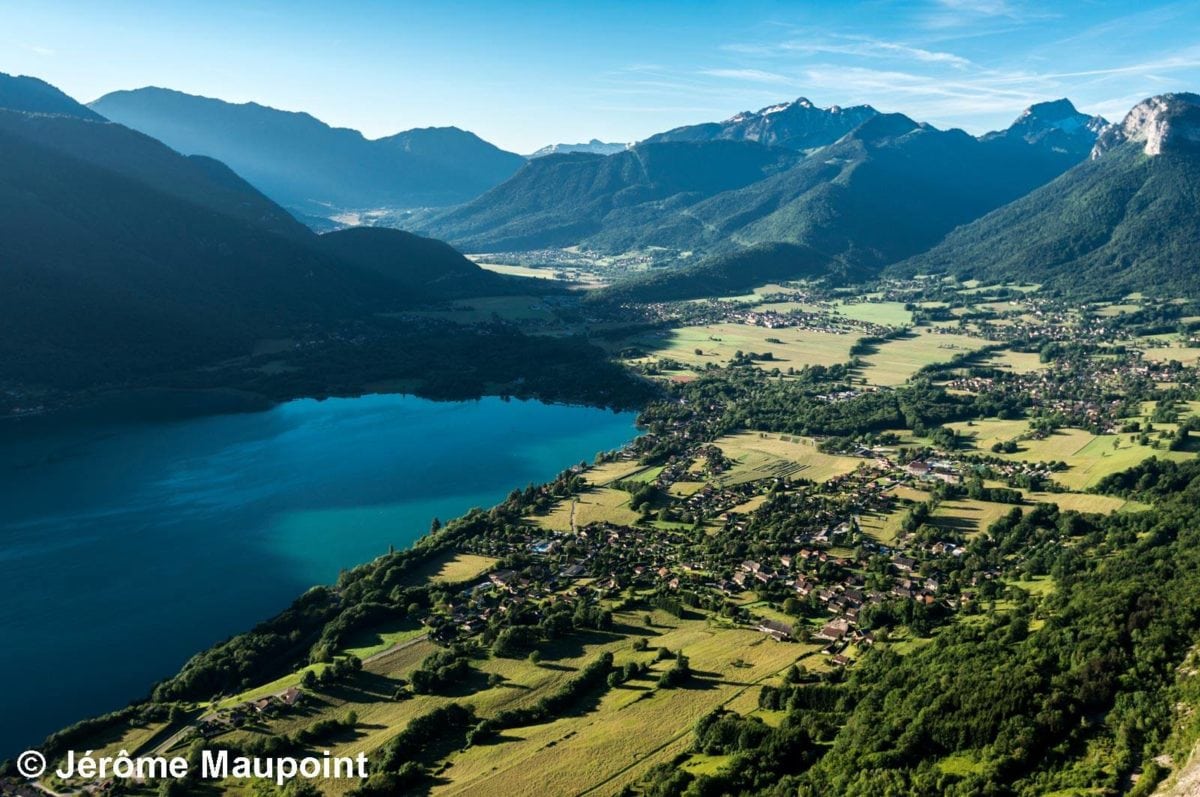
[490,570,519,590]
[756,619,794,641]
[894,555,918,573]
[906,461,931,478]
[815,617,851,641]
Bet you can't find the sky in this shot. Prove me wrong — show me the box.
[3,0,1200,153]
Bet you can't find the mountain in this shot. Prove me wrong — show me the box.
[643,97,878,151]
[982,98,1107,159]
[638,112,1086,267]
[0,72,105,120]
[895,93,1200,298]
[0,101,521,394]
[418,140,801,251]
[528,139,628,158]
[88,87,526,219]
[421,103,1086,267]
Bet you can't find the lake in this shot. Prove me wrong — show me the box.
[0,393,638,756]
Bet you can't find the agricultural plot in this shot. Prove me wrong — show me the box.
[946,420,1189,490]
[585,459,656,487]
[430,618,812,797]
[929,498,1018,537]
[474,261,607,288]
[984,349,1047,375]
[626,323,855,373]
[830,301,912,326]
[531,487,642,532]
[1022,491,1144,515]
[1140,339,1200,367]
[398,551,499,587]
[858,507,909,545]
[856,331,995,386]
[714,432,863,485]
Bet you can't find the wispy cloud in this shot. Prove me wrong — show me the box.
[919,0,1051,30]
[725,35,972,69]
[699,68,793,84]
[21,43,56,56]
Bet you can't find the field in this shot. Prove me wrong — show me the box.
[531,487,643,531]
[430,617,814,797]
[191,608,813,797]
[1141,339,1200,367]
[858,507,909,545]
[1022,491,1145,514]
[829,300,913,326]
[984,349,1047,375]
[713,432,863,485]
[944,420,1190,490]
[626,323,855,373]
[930,498,1021,537]
[398,551,500,587]
[856,331,995,386]
[473,261,608,288]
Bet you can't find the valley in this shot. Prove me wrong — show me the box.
[22,272,1200,797]
[2,45,1200,797]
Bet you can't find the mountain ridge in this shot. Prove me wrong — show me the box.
[89,87,526,220]
[895,92,1200,298]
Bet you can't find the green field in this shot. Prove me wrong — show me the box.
[531,487,643,531]
[431,618,813,797]
[714,431,863,485]
[946,419,1192,490]
[930,498,1020,537]
[830,300,913,326]
[626,323,855,373]
[857,331,995,386]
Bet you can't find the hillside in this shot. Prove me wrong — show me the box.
[89,87,526,218]
[644,97,878,151]
[896,93,1200,298]
[419,140,800,251]
[596,243,838,303]
[0,103,557,398]
[0,71,105,120]
[654,112,1086,267]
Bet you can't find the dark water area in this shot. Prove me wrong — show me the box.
[0,393,638,756]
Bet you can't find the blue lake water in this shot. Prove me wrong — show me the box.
[0,394,638,756]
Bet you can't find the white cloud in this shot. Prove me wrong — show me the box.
[699,68,793,84]
[723,35,972,69]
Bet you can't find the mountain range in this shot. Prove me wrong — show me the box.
[5,63,1199,403]
[643,97,878,151]
[0,73,523,394]
[89,87,527,219]
[897,93,1200,298]
[416,139,801,251]
[418,101,1095,271]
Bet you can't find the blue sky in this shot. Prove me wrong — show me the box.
[3,0,1200,152]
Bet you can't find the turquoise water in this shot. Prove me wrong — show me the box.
[0,394,638,756]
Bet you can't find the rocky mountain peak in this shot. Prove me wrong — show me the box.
[1092,92,1200,159]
